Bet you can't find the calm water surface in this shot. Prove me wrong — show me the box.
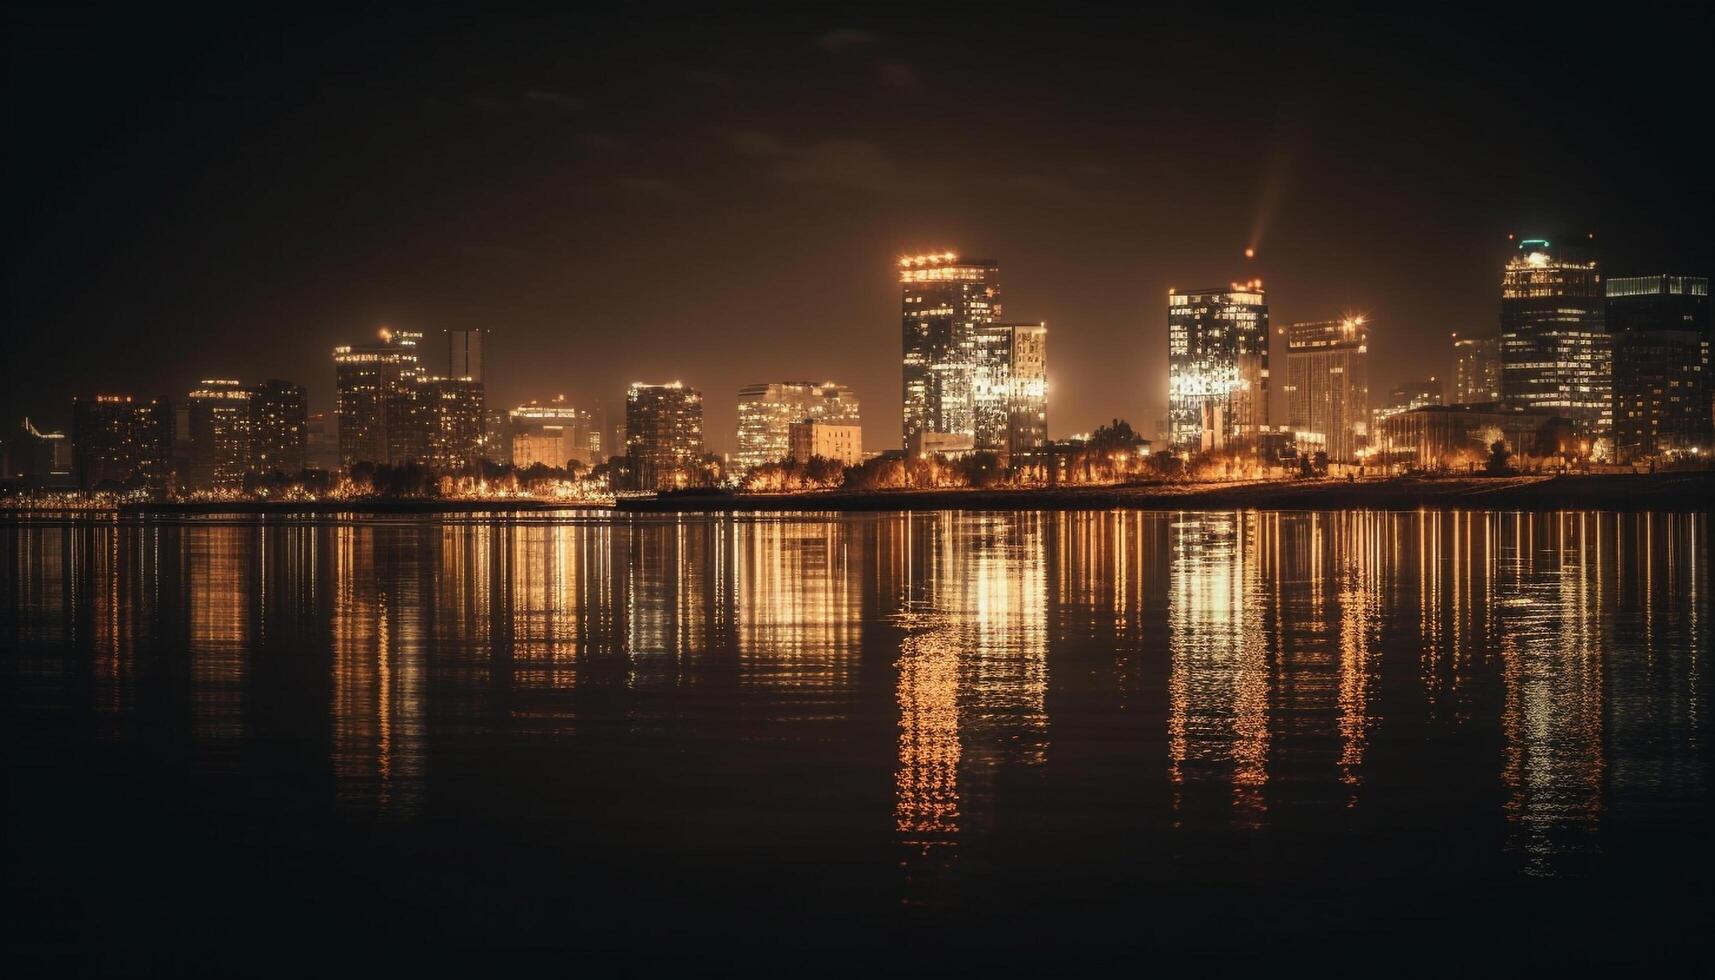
[3,510,1710,972]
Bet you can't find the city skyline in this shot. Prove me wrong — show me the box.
[5,9,1711,456]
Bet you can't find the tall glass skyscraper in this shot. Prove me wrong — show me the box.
[1283,316,1368,463]
[1606,274,1711,461]
[900,252,1000,448]
[1451,332,1503,404]
[333,328,426,467]
[1499,238,1611,448]
[1167,281,1269,453]
[972,322,1048,459]
[625,382,704,490]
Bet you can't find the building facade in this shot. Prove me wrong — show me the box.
[509,398,599,470]
[71,394,173,491]
[788,420,863,466]
[1375,403,1574,470]
[1606,275,1712,461]
[735,382,860,473]
[1500,238,1611,448]
[421,377,487,472]
[625,382,704,491]
[184,378,308,489]
[1451,333,1503,404]
[1283,317,1368,463]
[972,321,1048,459]
[901,252,1000,448]
[334,328,427,468]
[1168,281,1269,453]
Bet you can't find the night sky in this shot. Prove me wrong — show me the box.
[5,5,1711,453]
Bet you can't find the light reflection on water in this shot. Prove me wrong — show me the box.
[1,509,1708,901]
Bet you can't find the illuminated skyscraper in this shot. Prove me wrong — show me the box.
[1500,238,1611,447]
[71,394,173,490]
[421,377,487,472]
[1283,317,1368,463]
[973,322,1048,459]
[1606,275,1711,461]
[900,252,1000,448]
[186,380,254,489]
[735,382,860,473]
[1451,333,1503,404]
[626,382,704,490]
[333,328,427,468]
[185,378,307,488]
[1168,281,1269,453]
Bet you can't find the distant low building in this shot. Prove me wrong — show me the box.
[1374,403,1573,470]
[509,397,598,470]
[789,420,862,466]
[908,430,975,459]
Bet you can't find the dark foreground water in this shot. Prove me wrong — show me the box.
[3,510,1710,973]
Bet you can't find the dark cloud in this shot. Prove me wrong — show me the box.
[575,132,629,152]
[613,176,676,194]
[876,62,919,90]
[815,28,880,49]
[523,89,586,111]
[730,131,931,194]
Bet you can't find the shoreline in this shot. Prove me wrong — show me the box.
[1,472,1709,518]
[618,472,1715,514]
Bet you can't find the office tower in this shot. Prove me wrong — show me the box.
[509,397,599,469]
[1500,238,1611,446]
[421,377,487,472]
[333,328,427,468]
[625,382,704,490]
[1167,280,1269,453]
[973,321,1049,459]
[900,251,1000,448]
[445,328,488,383]
[1451,333,1503,404]
[788,420,863,466]
[1606,275,1712,461]
[735,382,861,473]
[1282,317,1368,463]
[185,378,308,488]
[250,379,308,476]
[186,380,255,488]
[71,394,173,490]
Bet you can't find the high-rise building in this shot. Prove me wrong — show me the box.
[250,379,308,476]
[1283,316,1368,463]
[900,252,1000,448]
[445,329,488,383]
[1500,238,1611,447]
[186,379,254,488]
[1168,281,1269,453]
[71,394,173,491]
[1606,275,1712,461]
[1451,333,1503,404]
[184,378,308,488]
[973,322,1049,459]
[735,382,861,473]
[625,382,704,490]
[509,397,599,469]
[788,420,863,466]
[333,328,427,468]
[421,377,487,472]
